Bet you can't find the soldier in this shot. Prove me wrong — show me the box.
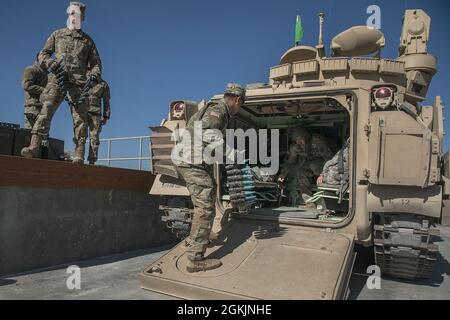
[173,84,246,273]
[21,56,48,129]
[21,2,102,164]
[278,127,334,206]
[87,78,110,165]
[317,138,350,186]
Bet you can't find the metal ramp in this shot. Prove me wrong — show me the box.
[140,219,355,300]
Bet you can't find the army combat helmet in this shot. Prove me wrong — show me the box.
[225,83,246,103]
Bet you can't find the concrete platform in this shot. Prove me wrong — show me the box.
[1,227,450,300]
[0,155,177,276]
[0,245,177,300]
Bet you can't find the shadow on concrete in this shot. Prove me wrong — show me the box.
[0,278,17,287]
[433,234,446,243]
[3,243,178,279]
[347,244,375,300]
[75,243,178,268]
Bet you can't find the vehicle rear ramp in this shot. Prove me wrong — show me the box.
[140,219,355,300]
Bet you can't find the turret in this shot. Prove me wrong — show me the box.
[397,9,437,103]
[268,8,436,100]
[331,26,385,57]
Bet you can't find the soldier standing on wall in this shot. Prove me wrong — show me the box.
[87,78,110,165]
[21,2,102,164]
[21,56,48,130]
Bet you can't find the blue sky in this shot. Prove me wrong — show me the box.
[1,0,449,169]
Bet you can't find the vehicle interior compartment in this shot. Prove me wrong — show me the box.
[223,97,351,223]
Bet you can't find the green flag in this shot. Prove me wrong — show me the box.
[295,15,304,46]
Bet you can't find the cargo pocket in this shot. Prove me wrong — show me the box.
[41,85,63,104]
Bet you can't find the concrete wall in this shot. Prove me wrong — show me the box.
[0,186,177,276]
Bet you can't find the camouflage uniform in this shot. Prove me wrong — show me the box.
[173,84,245,268]
[322,138,350,185]
[23,26,102,161]
[175,98,231,261]
[87,79,110,164]
[21,62,48,129]
[280,132,334,205]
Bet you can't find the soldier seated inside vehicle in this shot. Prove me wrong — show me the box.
[317,138,350,187]
[224,97,351,220]
[304,137,350,213]
[277,126,335,208]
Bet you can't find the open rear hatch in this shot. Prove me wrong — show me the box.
[140,219,355,300]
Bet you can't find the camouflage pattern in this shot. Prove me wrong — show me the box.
[225,83,246,99]
[175,165,216,260]
[322,138,350,185]
[32,28,102,145]
[87,114,102,163]
[174,99,231,260]
[38,28,101,85]
[309,134,335,174]
[280,132,334,205]
[21,62,48,129]
[173,99,231,166]
[87,80,110,163]
[88,80,110,118]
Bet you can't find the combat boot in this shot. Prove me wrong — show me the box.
[186,258,222,273]
[72,143,85,164]
[21,135,42,159]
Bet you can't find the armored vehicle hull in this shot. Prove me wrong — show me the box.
[142,9,446,298]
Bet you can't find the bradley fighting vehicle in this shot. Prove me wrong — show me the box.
[141,9,447,299]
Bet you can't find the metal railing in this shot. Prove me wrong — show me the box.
[96,135,151,171]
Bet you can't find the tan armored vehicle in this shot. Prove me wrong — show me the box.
[141,9,446,299]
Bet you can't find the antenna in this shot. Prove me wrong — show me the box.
[318,13,324,46]
[316,13,325,57]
